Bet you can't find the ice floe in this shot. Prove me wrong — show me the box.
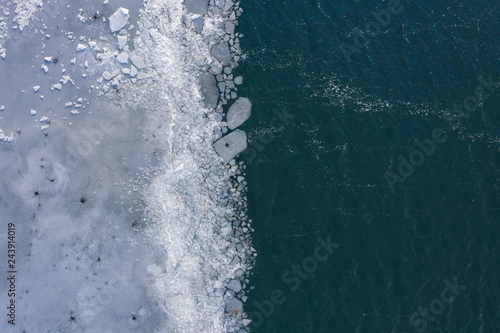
[226,97,251,130]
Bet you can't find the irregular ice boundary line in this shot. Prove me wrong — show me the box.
[111,0,254,332]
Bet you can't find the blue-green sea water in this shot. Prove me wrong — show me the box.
[236,0,499,331]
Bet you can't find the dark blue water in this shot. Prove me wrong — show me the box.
[236,0,499,332]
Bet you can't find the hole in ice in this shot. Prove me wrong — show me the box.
[225,143,230,147]
[131,315,137,321]
[53,58,58,64]
[79,197,87,204]
[34,191,39,196]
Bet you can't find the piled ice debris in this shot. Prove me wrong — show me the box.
[90,0,256,331]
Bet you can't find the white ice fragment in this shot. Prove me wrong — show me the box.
[226,97,251,130]
[108,7,130,33]
[130,55,146,69]
[102,71,113,80]
[234,76,243,85]
[70,57,76,65]
[117,35,127,49]
[52,83,62,91]
[60,76,74,85]
[41,124,50,131]
[243,319,252,326]
[122,68,130,74]
[116,52,128,64]
[227,279,242,293]
[39,116,49,122]
[213,129,247,164]
[44,56,52,62]
[130,65,138,77]
[42,64,48,73]
[70,110,79,115]
[30,109,36,116]
[84,60,89,68]
[88,41,97,48]
[77,43,87,52]
[0,106,4,111]
[225,298,243,313]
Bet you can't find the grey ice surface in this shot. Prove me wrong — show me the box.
[211,42,231,66]
[213,129,247,164]
[226,97,251,130]
[185,0,209,15]
[193,17,204,34]
[197,72,219,109]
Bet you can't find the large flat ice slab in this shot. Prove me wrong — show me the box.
[109,7,130,33]
[197,72,218,109]
[212,42,231,66]
[185,0,209,15]
[226,97,251,129]
[213,129,247,164]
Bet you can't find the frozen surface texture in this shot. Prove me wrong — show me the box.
[0,0,252,332]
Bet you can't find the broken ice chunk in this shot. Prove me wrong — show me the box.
[130,55,146,69]
[109,7,130,33]
[130,65,138,77]
[212,42,231,66]
[77,43,87,52]
[52,83,62,91]
[0,106,4,111]
[226,97,251,130]
[234,76,243,85]
[44,56,52,62]
[60,76,74,85]
[116,52,129,64]
[185,0,209,14]
[33,86,40,92]
[197,72,218,110]
[39,116,49,122]
[213,129,247,164]
[31,109,37,116]
[117,35,127,49]
[225,298,243,313]
[102,71,113,80]
[227,279,242,292]
[42,64,48,73]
